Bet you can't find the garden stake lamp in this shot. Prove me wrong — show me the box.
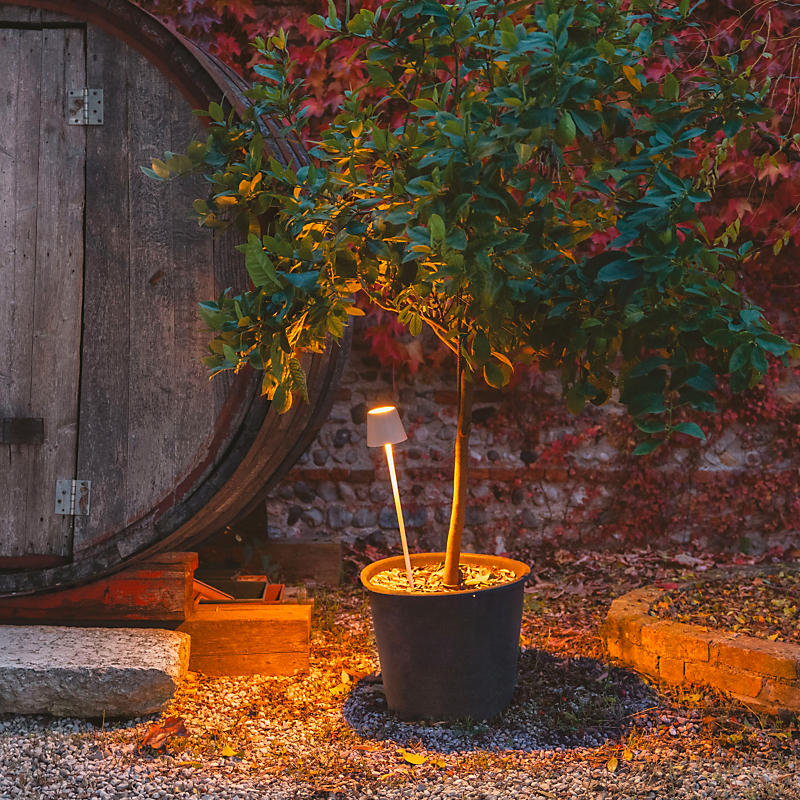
[367,406,415,589]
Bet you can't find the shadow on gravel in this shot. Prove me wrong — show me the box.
[342,649,657,753]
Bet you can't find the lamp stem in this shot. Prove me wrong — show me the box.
[384,443,415,588]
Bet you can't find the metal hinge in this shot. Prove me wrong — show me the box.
[55,480,91,516]
[67,89,103,125]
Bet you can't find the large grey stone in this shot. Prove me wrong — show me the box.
[0,626,189,718]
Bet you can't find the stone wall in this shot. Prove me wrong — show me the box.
[257,323,800,557]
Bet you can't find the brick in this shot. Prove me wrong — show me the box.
[685,661,764,698]
[625,586,665,607]
[717,637,800,681]
[603,613,642,644]
[605,636,659,678]
[755,679,800,713]
[640,621,716,663]
[659,655,686,685]
[629,644,660,678]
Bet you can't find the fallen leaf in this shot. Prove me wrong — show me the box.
[174,760,202,768]
[140,716,187,750]
[623,747,633,762]
[398,748,427,765]
[606,756,619,773]
[219,743,240,758]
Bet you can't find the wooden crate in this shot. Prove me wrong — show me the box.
[178,602,311,676]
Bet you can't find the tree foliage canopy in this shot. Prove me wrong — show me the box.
[147,0,792,452]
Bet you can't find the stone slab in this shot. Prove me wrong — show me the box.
[0,626,189,718]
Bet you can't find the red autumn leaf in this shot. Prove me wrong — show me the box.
[141,716,188,751]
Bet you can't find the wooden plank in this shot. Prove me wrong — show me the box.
[178,602,311,676]
[188,651,309,677]
[0,552,198,623]
[0,25,84,560]
[124,42,176,532]
[0,5,38,23]
[164,77,225,492]
[0,417,45,445]
[25,25,85,559]
[124,41,226,528]
[196,534,343,585]
[0,7,77,24]
[0,26,34,555]
[72,23,131,554]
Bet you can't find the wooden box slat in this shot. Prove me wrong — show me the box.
[178,602,311,676]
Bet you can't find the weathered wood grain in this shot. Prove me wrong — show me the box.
[127,51,178,529]
[0,0,348,597]
[164,79,223,498]
[0,552,197,623]
[0,6,75,23]
[178,602,311,676]
[0,24,84,560]
[26,25,85,557]
[72,23,131,554]
[0,26,35,556]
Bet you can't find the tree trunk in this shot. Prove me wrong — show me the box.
[442,361,474,588]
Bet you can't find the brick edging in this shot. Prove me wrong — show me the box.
[601,585,800,714]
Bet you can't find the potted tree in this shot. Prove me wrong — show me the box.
[148,0,791,719]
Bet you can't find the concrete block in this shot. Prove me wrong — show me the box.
[0,626,189,718]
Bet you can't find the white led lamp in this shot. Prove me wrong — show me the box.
[367,406,414,588]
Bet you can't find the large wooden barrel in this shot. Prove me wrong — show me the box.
[0,0,346,596]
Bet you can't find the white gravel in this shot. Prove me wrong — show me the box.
[0,579,798,800]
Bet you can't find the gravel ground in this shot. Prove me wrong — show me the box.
[1,548,798,800]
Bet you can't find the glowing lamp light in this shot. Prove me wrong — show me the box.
[367,406,414,589]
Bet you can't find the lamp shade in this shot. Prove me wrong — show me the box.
[367,406,407,447]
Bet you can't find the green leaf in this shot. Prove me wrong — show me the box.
[633,440,662,456]
[628,393,666,416]
[327,315,344,338]
[289,356,309,402]
[635,419,666,434]
[271,382,292,414]
[242,235,280,289]
[597,261,639,282]
[663,72,679,101]
[565,385,585,415]
[208,102,224,123]
[484,362,507,389]
[596,38,615,60]
[750,346,768,374]
[671,422,706,440]
[150,158,170,179]
[755,333,790,356]
[729,343,751,373]
[429,214,446,243]
[554,112,577,146]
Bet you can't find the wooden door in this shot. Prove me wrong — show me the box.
[72,23,237,557]
[0,20,86,567]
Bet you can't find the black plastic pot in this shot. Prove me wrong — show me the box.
[360,552,530,721]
